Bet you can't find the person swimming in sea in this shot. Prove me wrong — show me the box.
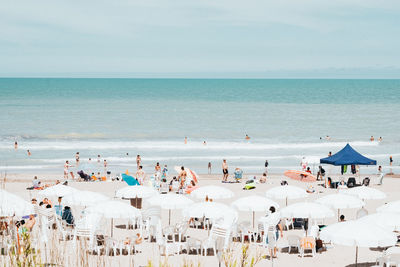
[245,134,250,140]
[27,150,31,156]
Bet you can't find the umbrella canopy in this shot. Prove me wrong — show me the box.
[147,194,194,210]
[85,200,141,219]
[231,196,279,212]
[147,194,194,225]
[191,185,234,200]
[315,194,365,210]
[342,186,386,200]
[62,190,109,206]
[284,170,316,182]
[232,195,280,228]
[122,174,140,186]
[182,202,236,220]
[377,200,400,213]
[265,185,307,206]
[115,186,158,199]
[320,220,397,247]
[0,189,34,217]
[320,220,397,266]
[259,212,281,226]
[280,202,334,219]
[358,212,400,231]
[39,184,78,197]
[320,143,376,166]
[174,166,198,183]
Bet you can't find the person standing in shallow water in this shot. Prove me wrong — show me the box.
[222,159,228,182]
[136,155,141,169]
[184,137,188,144]
[14,141,18,150]
[208,162,212,174]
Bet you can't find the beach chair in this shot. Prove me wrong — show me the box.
[362,177,370,186]
[300,236,316,257]
[185,237,202,254]
[347,177,356,188]
[287,235,301,253]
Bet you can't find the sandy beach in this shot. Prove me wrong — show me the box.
[1,171,398,267]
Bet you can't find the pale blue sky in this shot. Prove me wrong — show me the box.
[1,0,400,77]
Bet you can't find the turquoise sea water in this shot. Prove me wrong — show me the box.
[0,78,399,175]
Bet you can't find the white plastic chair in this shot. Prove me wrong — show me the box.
[287,235,300,253]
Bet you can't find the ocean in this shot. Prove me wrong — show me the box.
[0,78,399,176]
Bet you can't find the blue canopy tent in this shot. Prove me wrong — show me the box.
[320,144,376,187]
[320,144,376,166]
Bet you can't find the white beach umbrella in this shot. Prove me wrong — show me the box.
[0,189,34,217]
[147,194,194,225]
[315,193,365,221]
[115,186,158,199]
[358,212,400,231]
[377,200,400,213]
[182,202,236,220]
[280,202,334,219]
[342,186,386,200]
[265,185,307,206]
[191,185,234,200]
[85,200,142,236]
[259,211,281,226]
[320,220,397,266]
[39,184,78,197]
[231,195,280,228]
[62,190,109,206]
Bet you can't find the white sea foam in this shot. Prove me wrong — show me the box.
[0,140,379,151]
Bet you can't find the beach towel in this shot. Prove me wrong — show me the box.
[122,173,140,186]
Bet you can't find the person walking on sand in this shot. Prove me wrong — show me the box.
[103,159,108,172]
[64,160,74,180]
[222,159,228,182]
[136,155,141,169]
[208,162,212,174]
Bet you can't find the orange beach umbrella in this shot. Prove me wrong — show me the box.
[284,170,316,182]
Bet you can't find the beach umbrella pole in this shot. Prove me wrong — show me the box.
[169,210,171,225]
[285,197,288,207]
[252,211,255,229]
[355,246,358,266]
[111,218,114,237]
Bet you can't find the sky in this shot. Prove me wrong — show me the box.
[1,0,400,78]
